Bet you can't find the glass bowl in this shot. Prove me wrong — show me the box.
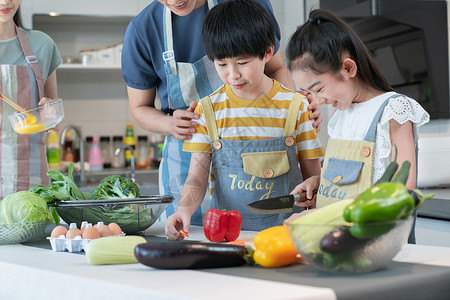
[284,216,414,273]
[8,98,64,135]
[50,195,173,234]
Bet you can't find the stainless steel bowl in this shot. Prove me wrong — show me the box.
[51,195,173,234]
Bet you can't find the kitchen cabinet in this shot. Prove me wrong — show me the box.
[27,9,155,138]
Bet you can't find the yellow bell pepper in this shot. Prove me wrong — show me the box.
[253,225,299,268]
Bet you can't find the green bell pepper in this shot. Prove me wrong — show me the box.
[344,182,433,239]
[344,182,414,223]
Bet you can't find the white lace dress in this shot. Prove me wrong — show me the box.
[327,91,430,183]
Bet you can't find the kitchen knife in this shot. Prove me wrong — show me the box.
[245,190,317,214]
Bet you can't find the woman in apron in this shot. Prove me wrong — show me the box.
[121,0,316,225]
[0,1,62,199]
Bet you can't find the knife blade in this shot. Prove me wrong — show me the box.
[245,190,317,214]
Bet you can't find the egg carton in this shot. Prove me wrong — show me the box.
[47,233,126,253]
[47,236,91,252]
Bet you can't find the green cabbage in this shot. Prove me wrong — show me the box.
[0,191,53,224]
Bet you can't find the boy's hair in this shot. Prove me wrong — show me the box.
[202,0,275,60]
[287,9,392,92]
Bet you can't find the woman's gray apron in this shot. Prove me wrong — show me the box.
[159,0,223,224]
[0,26,47,199]
[200,93,304,231]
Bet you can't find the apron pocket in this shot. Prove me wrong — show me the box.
[241,150,290,179]
[323,158,363,185]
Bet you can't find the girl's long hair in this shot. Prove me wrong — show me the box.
[287,9,392,92]
[13,6,25,29]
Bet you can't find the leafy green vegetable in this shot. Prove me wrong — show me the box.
[30,163,89,202]
[0,191,54,224]
[89,175,140,200]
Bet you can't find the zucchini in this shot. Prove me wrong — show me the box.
[134,241,254,269]
[375,145,398,184]
[85,235,146,265]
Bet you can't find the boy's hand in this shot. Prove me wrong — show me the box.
[290,175,320,208]
[169,102,200,140]
[165,210,191,241]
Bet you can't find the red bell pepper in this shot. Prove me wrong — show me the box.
[204,209,242,242]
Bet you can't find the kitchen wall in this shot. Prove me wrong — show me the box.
[21,0,450,186]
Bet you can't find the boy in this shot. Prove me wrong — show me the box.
[165,0,324,239]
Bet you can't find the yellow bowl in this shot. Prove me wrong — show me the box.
[8,99,64,135]
[284,216,414,273]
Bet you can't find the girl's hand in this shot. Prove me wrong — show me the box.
[307,101,322,132]
[298,90,322,132]
[169,101,200,140]
[165,210,191,241]
[285,208,317,223]
[290,175,320,208]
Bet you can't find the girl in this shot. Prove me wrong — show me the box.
[0,0,62,198]
[286,9,429,209]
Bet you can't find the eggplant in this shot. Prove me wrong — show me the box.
[320,227,370,254]
[134,241,254,269]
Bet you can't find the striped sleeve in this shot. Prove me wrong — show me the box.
[295,98,325,160]
[182,101,213,153]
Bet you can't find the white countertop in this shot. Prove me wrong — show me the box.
[1,223,449,300]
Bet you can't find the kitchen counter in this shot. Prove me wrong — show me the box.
[1,223,449,300]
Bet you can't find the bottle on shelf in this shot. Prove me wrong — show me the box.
[63,131,74,162]
[124,123,135,167]
[136,135,150,169]
[151,133,165,168]
[84,136,93,162]
[100,136,111,169]
[111,135,125,169]
[46,130,61,169]
[89,135,103,171]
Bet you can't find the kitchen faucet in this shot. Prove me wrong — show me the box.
[114,145,135,182]
[60,125,85,185]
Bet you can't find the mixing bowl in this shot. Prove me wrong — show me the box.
[50,195,173,234]
[8,98,64,135]
[284,216,414,273]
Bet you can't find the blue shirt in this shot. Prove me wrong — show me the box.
[121,0,281,112]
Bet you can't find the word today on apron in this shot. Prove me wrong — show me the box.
[229,174,276,200]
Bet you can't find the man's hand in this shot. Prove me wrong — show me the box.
[169,102,200,140]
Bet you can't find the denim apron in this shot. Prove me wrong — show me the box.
[317,96,398,207]
[0,26,47,199]
[200,93,304,231]
[159,0,223,224]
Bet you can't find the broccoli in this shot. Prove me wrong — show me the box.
[89,175,140,200]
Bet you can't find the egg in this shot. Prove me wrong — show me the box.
[50,225,68,238]
[82,227,100,239]
[97,225,113,237]
[108,222,122,235]
[66,228,82,239]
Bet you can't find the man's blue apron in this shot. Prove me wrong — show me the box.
[159,0,223,224]
[200,93,305,231]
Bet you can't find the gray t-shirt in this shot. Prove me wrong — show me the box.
[0,28,62,82]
